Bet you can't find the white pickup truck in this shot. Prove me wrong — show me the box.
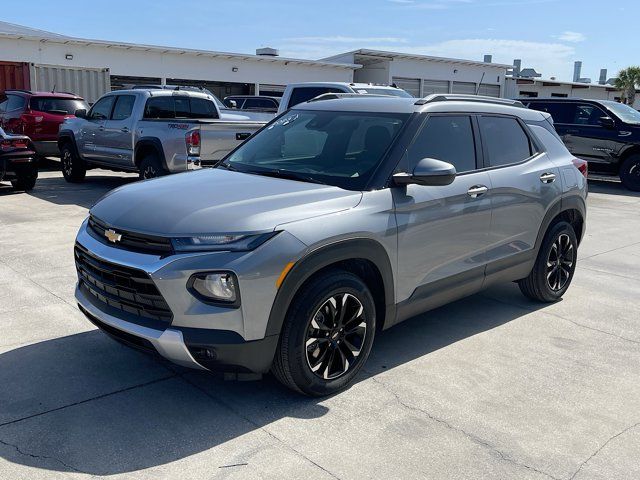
[58,89,266,181]
[276,82,412,114]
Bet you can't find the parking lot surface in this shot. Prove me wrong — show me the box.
[1,166,639,480]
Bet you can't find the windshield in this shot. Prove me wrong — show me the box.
[354,88,413,98]
[221,110,409,190]
[30,97,88,115]
[601,101,640,125]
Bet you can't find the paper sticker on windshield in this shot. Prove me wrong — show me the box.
[268,113,299,129]
[357,89,368,94]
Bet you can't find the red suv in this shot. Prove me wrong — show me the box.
[0,90,88,157]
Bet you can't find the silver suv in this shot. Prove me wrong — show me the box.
[74,94,587,396]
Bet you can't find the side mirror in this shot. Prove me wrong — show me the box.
[74,109,87,118]
[393,158,457,187]
[599,116,615,128]
[228,100,238,109]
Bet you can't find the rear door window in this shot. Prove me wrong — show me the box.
[110,95,136,120]
[479,116,533,167]
[88,96,116,120]
[287,87,344,109]
[408,115,477,173]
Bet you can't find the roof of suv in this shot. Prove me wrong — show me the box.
[2,89,82,99]
[292,94,548,121]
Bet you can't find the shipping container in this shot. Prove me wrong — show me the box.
[29,64,110,103]
[0,61,30,91]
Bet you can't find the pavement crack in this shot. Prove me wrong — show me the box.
[0,374,176,428]
[481,294,640,346]
[369,376,561,480]
[0,437,84,473]
[175,373,342,480]
[569,422,640,480]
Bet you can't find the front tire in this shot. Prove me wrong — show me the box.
[10,164,38,191]
[518,221,578,302]
[619,154,640,191]
[272,270,376,396]
[60,144,86,183]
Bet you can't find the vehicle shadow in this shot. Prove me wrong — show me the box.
[588,178,640,197]
[0,283,547,475]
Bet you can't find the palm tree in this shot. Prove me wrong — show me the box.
[614,67,640,105]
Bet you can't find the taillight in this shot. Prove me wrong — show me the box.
[572,158,588,179]
[186,129,201,156]
[0,139,29,151]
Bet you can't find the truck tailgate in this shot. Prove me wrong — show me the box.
[199,121,265,166]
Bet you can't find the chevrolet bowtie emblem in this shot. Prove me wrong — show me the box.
[105,229,122,243]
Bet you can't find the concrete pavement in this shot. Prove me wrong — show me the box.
[0,168,639,479]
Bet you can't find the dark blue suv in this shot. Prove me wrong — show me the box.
[522,98,640,191]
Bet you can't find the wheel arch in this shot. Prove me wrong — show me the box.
[536,195,586,251]
[265,238,396,338]
[57,130,80,158]
[617,145,640,172]
[134,137,168,170]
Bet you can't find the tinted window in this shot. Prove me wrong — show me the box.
[479,116,532,167]
[174,97,190,118]
[110,95,136,120]
[6,94,26,112]
[223,110,408,190]
[243,98,278,109]
[573,103,607,126]
[30,97,88,115]
[0,96,7,113]
[527,102,575,124]
[88,96,115,120]
[144,96,174,119]
[223,97,243,108]
[408,115,477,173]
[190,98,218,118]
[287,87,344,109]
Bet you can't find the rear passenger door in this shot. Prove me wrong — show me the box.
[393,114,493,306]
[479,115,562,277]
[101,95,137,167]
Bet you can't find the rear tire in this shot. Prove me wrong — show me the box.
[272,270,376,396]
[10,164,38,191]
[60,144,86,183]
[518,221,578,302]
[138,153,166,180]
[619,154,640,191]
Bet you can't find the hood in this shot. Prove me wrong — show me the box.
[90,169,362,235]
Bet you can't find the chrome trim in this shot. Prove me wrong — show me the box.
[75,284,207,370]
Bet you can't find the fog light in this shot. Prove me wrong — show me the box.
[191,272,238,303]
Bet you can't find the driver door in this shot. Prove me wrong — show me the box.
[393,114,492,312]
[79,95,115,161]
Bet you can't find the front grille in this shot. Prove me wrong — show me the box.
[75,243,173,323]
[88,215,173,255]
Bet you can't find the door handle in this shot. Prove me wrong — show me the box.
[467,185,488,198]
[236,132,252,140]
[540,172,556,184]
[121,127,130,133]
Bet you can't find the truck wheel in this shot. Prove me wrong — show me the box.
[60,144,86,183]
[139,153,167,180]
[619,154,640,191]
[518,221,578,302]
[11,164,38,191]
[272,269,376,396]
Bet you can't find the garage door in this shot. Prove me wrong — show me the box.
[452,82,477,94]
[478,84,501,97]
[422,79,449,96]
[392,77,420,98]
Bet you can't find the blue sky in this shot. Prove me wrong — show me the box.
[3,0,636,81]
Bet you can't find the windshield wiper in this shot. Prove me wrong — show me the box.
[216,162,239,171]
[245,169,327,185]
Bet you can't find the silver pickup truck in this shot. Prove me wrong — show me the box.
[58,89,266,181]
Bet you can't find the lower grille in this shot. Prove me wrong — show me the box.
[75,243,173,323]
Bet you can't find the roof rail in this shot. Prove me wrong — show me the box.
[415,94,524,108]
[307,92,391,103]
[3,89,32,94]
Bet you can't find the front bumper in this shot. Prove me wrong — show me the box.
[74,218,307,372]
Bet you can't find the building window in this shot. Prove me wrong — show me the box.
[519,91,539,97]
[551,93,569,98]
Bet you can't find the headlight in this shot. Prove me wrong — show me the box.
[171,232,278,252]
[190,272,238,304]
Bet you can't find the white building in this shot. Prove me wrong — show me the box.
[323,49,509,98]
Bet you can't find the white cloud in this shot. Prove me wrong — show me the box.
[279,37,576,79]
[556,31,586,43]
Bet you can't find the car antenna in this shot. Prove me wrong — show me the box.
[475,73,485,95]
[51,84,56,94]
